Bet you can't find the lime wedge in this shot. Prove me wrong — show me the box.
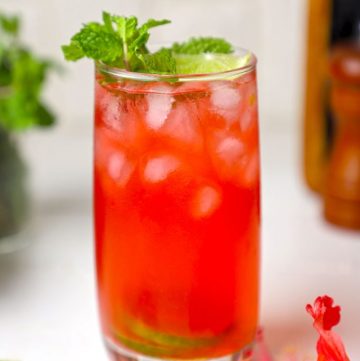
[175,52,251,75]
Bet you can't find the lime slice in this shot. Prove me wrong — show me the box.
[175,52,251,75]
[114,314,219,357]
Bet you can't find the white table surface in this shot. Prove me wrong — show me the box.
[0,123,359,361]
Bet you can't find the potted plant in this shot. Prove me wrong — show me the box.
[0,11,55,252]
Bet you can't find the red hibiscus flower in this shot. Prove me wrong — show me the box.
[306,296,350,361]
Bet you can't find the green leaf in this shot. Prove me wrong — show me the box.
[171,37,234,55]
[0,13,20,35]
[139,48,176,74]
[70,23,122,64]
[35,102,55,127]
[138,19,171,33]
[0,51,12,86]
[111,16,138,68]
[62,42,84,61]
[112,15,138,39]
[61,14,173,73]
[61,13,236,76]
[102,11,114,33]
[0,10,55,132]
[0,49,55,131]
[134,19,170,54]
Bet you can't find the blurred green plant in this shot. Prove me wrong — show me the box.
[0,11,55,131]
[0,10,56,244]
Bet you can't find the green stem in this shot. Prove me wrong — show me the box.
[123,41,130,70]
[120,25,130,71]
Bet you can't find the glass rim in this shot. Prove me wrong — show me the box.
[96,46,257,82]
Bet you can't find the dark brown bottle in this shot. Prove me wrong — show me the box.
[303,0,360,193]
[324,44,360,229]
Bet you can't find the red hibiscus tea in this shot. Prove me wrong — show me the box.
[61,12,260,361]
[94,56,260,359]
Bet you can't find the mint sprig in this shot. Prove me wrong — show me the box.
[0,11,55,131]
[62,12,237,75]
[62,12,172,73]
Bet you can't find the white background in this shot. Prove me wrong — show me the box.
[0,1,360,361]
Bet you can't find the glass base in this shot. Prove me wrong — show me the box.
[105,337,254,361]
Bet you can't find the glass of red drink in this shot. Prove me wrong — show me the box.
[94,48,260,361]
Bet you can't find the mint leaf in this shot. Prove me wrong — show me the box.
[62,14,172,72]
[171,37,233,55]
[64,23,122,64]
[111,15,140,69]
[138,19,171,33]
[132,19,170,56]
[112,15,138,40]
[139,48,176,74]
[102,11,114,33]
[62,13,237,76]
[62,42,84,61]
[110,15,170,70]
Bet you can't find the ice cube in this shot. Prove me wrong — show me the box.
[240,109,254,133]
[163,102,202,147]
[208,133,248,181]
[240,150,260,187]
[191,186,222,219]
[143,155,180,183]
[146,92,174,130]
[240,94,258,133]
[100,92,123,131]
[216,136,245,166]
[108,152,134,187]
[211,84,242,124]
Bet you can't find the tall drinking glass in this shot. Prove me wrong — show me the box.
[94,48,260,361]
